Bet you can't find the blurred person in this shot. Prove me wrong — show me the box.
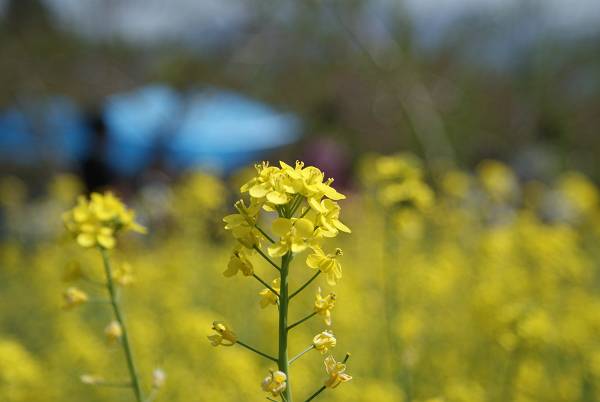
[80,109,113,193]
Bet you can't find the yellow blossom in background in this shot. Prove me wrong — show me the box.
[477,160,518,202]
[63,192,146,249]
[80,374,104,385]
[4,158,600,401]
[49,174,84,204]
[261,370,287,396]
[152,368,166,389]
[313,331,337,354]
[112,261,135,286]
[323,355,352,389]
[207,321,237,346]
[556,171,599,218]
[314,287,336,326]
[442,170,471,199]
[0,339,41,402]
[104,321,123,343]
[62,286,88,309]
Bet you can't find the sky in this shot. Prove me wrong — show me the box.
[1,0,600,45]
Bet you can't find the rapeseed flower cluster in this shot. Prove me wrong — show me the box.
[215,161,352,401]
[59,192,157,402]
[62,192,146,249]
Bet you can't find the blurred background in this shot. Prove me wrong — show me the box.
[2,0,600,186]
[2,1,600,401]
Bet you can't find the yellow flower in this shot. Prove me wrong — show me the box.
[557,171,599,218]
[313,330,337,354]
[324,355,352,388]
[77,224,116,249]
[261,370,287,396]
[442,170,471,199]
[259,279,280,308]
[477,160,517,202]
[367,153,423,183]
[223,202,262,248]
[63,192,146,249]
[80,374,104,385]
[241,162,294,205]
[310,199,351,238]
[62,287,88,309]
[112,261,135,286]
[314,287,336,326]
[152,368,166,389]
[207,321,237,346]
[377,179,434,211]
[306,247,343,285]
[223,247,254,277]
[268,217,315,257]
[104,321,122,343]
[280,161,346,201]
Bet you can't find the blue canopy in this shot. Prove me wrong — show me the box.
[0,97,89,166]
[0,85,301,175]
[165,89,300,172]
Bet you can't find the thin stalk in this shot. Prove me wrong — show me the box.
[287,312,317,332]
[254,245,281,271]
[253,273,280,297]
[236,340,277,362]
[305,386,326,402]
[289,271,320,300]
[255,224,276,244]
[289,195,304,217]
[278,252,292,401]
[100,249,144,402]
[288,345,315,365]
[298,208,310,219]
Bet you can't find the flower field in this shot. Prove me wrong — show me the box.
[1,155,600,402]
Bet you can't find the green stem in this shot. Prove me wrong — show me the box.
[253,273,280,297]
[298,208,310,219]
[255,224,276,244]
[100,249,144,402]
[236,340,277,362]
[305,386,326,402]
[254,246,281,271]
[287,311,317,332]
[288,345,315,365]
[278,252,292,401]
[289,271,320,300]
[289,195,304,217]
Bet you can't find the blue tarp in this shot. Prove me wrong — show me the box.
[0,97,89,166]
[0,85,301,175]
